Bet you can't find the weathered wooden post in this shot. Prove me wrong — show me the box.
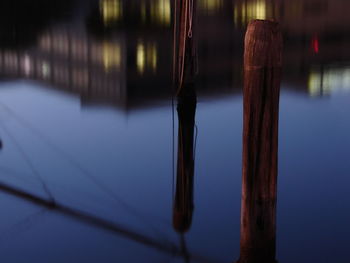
[237,20,282,263]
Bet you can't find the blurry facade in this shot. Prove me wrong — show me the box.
[0,0,349,107]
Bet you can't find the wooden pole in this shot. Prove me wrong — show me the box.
[237,20,282,263]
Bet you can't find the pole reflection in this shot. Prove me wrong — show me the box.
[172,72,197,263]
[173,90,197,234]
[172,1,198,262]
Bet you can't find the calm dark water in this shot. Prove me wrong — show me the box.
[0,0,349,262]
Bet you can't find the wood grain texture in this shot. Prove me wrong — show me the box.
[238,20,282,263]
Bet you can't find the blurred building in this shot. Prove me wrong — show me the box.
[0,0,349,104]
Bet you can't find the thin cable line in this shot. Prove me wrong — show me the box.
[172,96,176,202]
[178,0,189,91]
[172,0,179,202]
[193,124,198,162]
[188,0,194,38]
[0,122,54,202]
[0,208,48,242]
[0,102,170,243]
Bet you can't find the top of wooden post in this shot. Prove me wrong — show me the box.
[244,20,282,69]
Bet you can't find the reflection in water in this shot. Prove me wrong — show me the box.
[173,91,197,234]
[174,0,198,95]
[0,179,189,258]
[172,2,198,261]
[233,0,275,26]
[136,41,158,75]
[0,28,128,105]
[308,66,350,97]
[173,90,197,263]
[151,0,171,26]
[97,0,171,27]
[0,1,349,262]
[198,0,223,14]
[101,0,123,26]
[0,0,73,48]
[0,0,349,109]
[103,42,122,71]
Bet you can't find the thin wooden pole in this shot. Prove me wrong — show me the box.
[237,19,282,263]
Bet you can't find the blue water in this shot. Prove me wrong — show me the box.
[0,0,349,262]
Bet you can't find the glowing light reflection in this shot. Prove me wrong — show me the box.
[198,0,223,13]
[42,62,50,79]
[137,43,146,74]
[233,0,268,26]
[308,67,350,97]
[137,41,157,75]
[311,36,319,54]
[23,55,32,76]
[151,0,171,26]
[103,42,121,72]
[101,0,122,26]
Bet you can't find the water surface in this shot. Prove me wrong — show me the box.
[0,0,349,262]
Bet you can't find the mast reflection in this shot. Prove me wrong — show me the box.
[173,106,196,262]
[172,1,198,261]
[173,86,196,234]
[172,0,198,232]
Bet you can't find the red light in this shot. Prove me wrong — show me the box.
[312,36,319,54]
